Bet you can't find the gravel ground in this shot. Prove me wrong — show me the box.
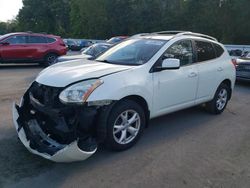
[0,64,250,188]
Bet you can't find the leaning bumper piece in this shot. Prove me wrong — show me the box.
[12,103,97,163]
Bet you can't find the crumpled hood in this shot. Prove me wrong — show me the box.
[36,59,132,87]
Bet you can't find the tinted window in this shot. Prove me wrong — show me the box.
[195,41,216,62]
[213,43,224,57]
[28,36,46,44]
[5,35,26,44]
[163,40,194,66]
[46,37,56,43]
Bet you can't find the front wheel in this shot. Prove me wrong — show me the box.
[206,83,230,114]
[105,100,145,151]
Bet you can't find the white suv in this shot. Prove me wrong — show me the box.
[13,31,236,162]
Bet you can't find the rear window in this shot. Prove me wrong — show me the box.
[195,41,216,62]
[46,37,56,43]
[213,43,224,57]
[28,36,47,44]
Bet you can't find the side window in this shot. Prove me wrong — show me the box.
[195,41,216,62]
[5,36,26,44]
[163,40,194,66]
[46,37,56,43]
[28,36,47,44]
[213,43,224,57]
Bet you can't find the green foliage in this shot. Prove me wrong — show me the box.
[16,0,71,36]
[0,0,250,44]
[0,20,18,35]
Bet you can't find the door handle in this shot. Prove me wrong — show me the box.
[217,67,223,72]
[188,72,197,78]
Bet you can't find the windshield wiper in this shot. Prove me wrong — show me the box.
[96,59,116,64]
[96,59,139,66]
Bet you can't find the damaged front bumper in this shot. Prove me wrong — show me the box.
[12,82,99,162]
[13,103,97,162]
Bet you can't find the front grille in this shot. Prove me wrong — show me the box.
[237,64,250,72]
[29,82,64,108]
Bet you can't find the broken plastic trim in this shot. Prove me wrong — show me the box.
[88,100,113,107]
[12,101,97,163]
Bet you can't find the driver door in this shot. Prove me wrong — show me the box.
[152,40,198,117]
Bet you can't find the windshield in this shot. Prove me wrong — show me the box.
[82,46,95,56]
[82,44,111,57]
[96,39,166,65]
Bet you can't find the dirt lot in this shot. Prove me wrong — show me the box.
[0,64,250,188]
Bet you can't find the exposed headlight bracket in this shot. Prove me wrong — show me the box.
[88,100,113,107]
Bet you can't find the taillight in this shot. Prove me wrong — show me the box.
[59,43,66,47]
[231,59,237,68]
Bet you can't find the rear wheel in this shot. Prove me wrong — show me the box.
[205,83,230,114]
[43,53,58,66]
[105,100,145,151]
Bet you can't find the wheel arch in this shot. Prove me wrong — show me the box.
[96,95,150,143]
[221,79,232,100]
[120,95,150,127]
[44,51,59,59]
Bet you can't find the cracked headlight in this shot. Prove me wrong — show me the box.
[59,79,103,104]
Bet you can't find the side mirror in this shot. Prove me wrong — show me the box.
[0,42,10,46]
[162,58,180,69]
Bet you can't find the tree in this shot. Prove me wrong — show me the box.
[17,0,71,36]
[7,0,250,44]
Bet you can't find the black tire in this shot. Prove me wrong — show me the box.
[43,53,58,67]
[205,83,230,114]
[104,99,145,151]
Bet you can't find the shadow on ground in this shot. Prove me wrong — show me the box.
[0,107,214,187]
[0,64,41,69]
[0,138,53,186]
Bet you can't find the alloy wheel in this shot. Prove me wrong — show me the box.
[113,110,141,145]
[216,88,228,110]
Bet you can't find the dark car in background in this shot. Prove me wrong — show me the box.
[0,32,67,66]
[54,43,112,64]
[78,39,93,49]
[64,39,81,51]
[64,39,92,51]
[107,36,128,44]
[236,54,250,81]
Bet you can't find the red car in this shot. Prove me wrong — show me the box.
[0,32,67,66]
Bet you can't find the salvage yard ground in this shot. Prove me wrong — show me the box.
[0,63,250,188]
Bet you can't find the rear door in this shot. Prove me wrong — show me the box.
[0,35,28,61]
[194,40,221,102]
[26,35,48,60]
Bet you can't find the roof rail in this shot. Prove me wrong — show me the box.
[130,33,151,38]
[151,31,188,35]
[132,31,218,42]
[24,31,48,35]
[150,31,217,41]
[175,32,218,41]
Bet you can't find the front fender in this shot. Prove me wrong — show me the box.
[87,69,153,111]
